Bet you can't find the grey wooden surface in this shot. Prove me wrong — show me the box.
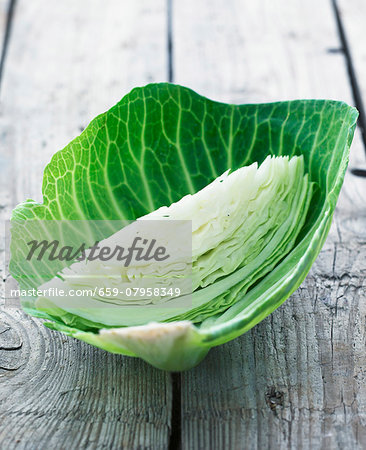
[0,1,365,449]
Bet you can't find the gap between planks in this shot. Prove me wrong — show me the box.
[0,0,16,92]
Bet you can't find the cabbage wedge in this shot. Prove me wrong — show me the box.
[10,83,358,370]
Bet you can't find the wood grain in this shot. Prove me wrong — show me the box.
[173,0,366,448]
[0,1,172,449]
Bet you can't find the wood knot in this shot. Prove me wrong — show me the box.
[265,386,284,410]
[0,317,23,372]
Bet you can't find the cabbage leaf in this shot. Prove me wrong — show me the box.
[10,83,358,370]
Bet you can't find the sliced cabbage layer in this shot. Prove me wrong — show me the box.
[36,155,312,327]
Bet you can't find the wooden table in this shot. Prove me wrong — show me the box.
[0,1,365,448]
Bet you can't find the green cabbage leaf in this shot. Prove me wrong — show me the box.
[10,83,358,370]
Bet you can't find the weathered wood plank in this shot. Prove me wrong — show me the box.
[0,0,11,252]
[336,0,366,157]
[335,2,366,102]
[173,0,366,448]
[174,0,356,103]
[0,1,172,449]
